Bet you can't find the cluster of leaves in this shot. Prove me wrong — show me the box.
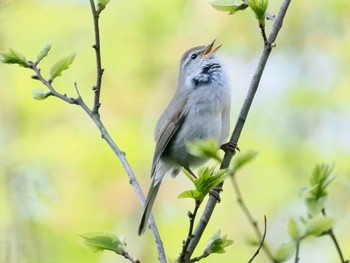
[0,44,75,100]
[272,163,337,262]
[210,0,269,26]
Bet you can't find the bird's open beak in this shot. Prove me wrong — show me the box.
[201,39,222,58]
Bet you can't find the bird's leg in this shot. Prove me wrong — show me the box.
[185,168,197,179]
[220,141,240,153]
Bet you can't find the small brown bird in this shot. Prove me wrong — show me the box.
[138,40,231,235]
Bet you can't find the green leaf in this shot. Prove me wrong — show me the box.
[304,216,334,237]
[97,0,110,12]
[204,230,234,255]
[306,196,327,215]
[0,48,30,68]
[288,218,301,240]
[246,0,269,26]
[274,242,295,262]
[180,166,231,202]
[80,231,126,255]
[31,89,51,100]
[49,53,76,81]
[210,0,248,14]
[307,163,336,200]
[186,138,221,162]
[36,44,51,64]
[230,151,258,174]
[178,190,203,200]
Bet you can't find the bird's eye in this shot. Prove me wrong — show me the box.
[190,54,197,60]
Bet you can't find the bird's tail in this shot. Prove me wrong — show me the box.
[138,181,161,235]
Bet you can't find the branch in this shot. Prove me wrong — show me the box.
[322,209,349,263]
[183,0,292,260]
[26,2,167,262]
[89,0,104,115]
[178,201,201,263]
[248,215,267,263]
[231,175,274,261]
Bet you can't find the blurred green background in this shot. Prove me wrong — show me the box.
[1,0,349,262]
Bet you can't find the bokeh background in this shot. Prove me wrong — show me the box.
[1,0,349,262]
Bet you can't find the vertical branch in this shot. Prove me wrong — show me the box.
[89,0,104,115]
[183,0,292,261]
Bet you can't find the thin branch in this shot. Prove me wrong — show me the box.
[28,2,168,262]
[89,0,104,115]
[322,209,349,263]
[189,252,209,263]
[248,215,267,263]
[294,240,300,263]
[183,0,292,261]
[122,250,141,263]
[231,176,274,261]
[178,201,201,263]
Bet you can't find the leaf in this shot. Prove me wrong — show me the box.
[80,231,126,255]
[288,218,301,240]
[49,53,76,81]
[204,230,234,255]
[230,151,258,174]
[210,0,248,14]
[31,89,51,100]
[246,0,269,26]
[178,190,203,201]
[97,0,110,12]
[306,196,327,215]
[186,138,221,162]
[274,242,295,262]
[0,48,30,68]
[36,44,51,64]
[304,216,334,237]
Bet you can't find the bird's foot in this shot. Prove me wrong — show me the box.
[220,141,240,153]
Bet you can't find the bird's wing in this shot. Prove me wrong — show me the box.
[150,97,189,178]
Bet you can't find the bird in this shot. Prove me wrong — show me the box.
[138,39,231,235]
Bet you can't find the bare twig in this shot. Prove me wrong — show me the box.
[183,0,292,261]
[322,209,349,263]
[122,250,141,263]
[189,252,209,263]
[89,0,104,115]
[248,215,267,263]
[294,240,300,263]
[231,176,274,261]
[178,201,201,263]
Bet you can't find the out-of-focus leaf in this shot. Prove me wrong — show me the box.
[97,0,110,12]
[304,216,334,237]
[186,138,221,162]
[306,196,327,215]
[274,242,295,262]
[210,0,248,14]
[288,218,301,240]
[204,230,234,254]
[36,44,51,64]
[230,151,258,174]
[0,48,30,68]
[80,231,126,255]
[49,54,76,81]
[31,89,51,100]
